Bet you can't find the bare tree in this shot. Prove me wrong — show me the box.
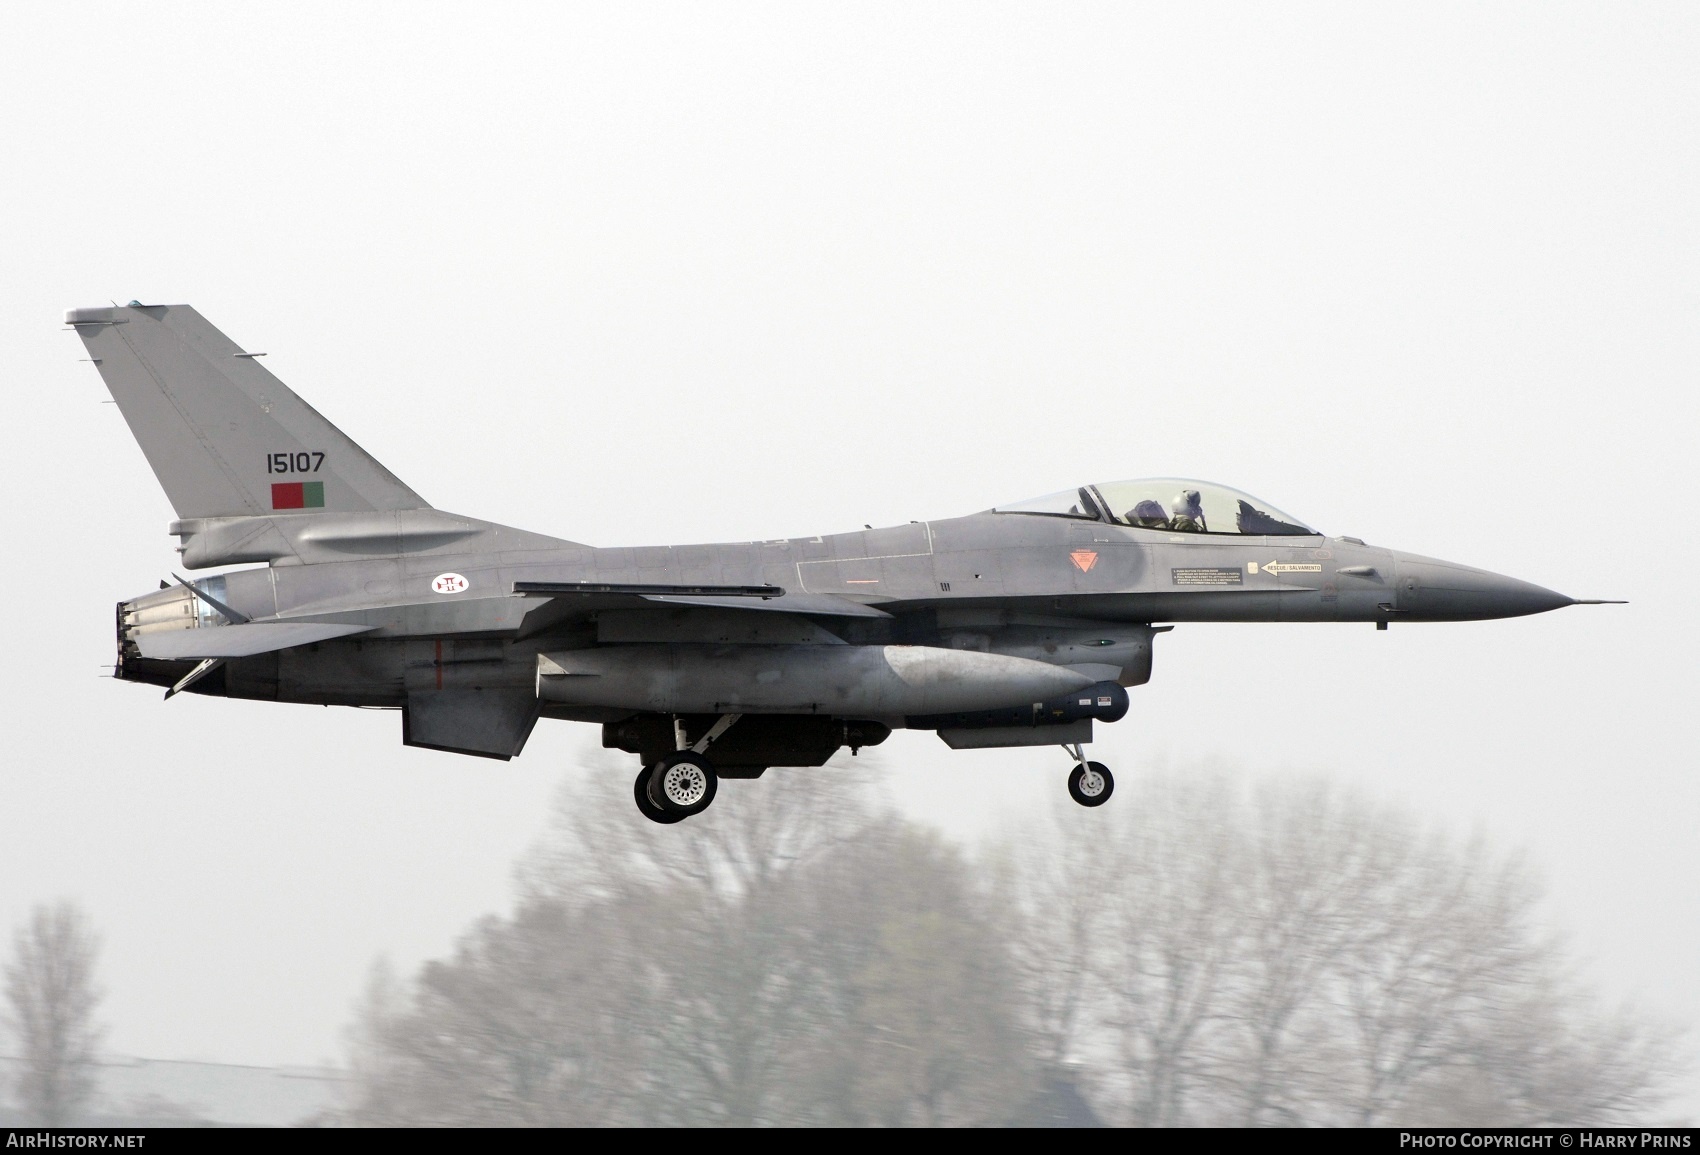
[990,803,1115,1071]
[3,902,105,1126]
[347,751,1031,1126]
[515,754,896,1125]
[788,821,1033,1126]
[1105,775,1249,1126]
[345,899,655,1126]
[1004,770,1685,1127]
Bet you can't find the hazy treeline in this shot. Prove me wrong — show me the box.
[344,762,1682,1127]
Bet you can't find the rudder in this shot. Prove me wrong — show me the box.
[68,303,429,519]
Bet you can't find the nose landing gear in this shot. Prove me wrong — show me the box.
[1063,743,1114,807]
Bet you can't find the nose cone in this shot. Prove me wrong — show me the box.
[1391,553,1573,621]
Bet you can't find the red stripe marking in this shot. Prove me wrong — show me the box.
[272,482,305,509]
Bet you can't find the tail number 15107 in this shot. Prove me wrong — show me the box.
[267,452,325,474]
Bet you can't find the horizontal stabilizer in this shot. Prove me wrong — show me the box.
[136,621,374,660]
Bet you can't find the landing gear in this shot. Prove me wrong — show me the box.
[646,751,718,817]
[1062,743,1114,807]
[1068,761,1114,807]
[631,714,741,823]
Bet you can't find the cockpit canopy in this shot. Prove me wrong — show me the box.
[993,478,1317,537]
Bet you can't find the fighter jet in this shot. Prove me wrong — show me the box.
[71,303,1616,822]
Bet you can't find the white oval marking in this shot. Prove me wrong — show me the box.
[431,573,469,595]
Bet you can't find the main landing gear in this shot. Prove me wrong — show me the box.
[1063,743,1114,808]
[634,714,741,824]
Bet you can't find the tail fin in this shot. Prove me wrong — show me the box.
[68,303,428,519]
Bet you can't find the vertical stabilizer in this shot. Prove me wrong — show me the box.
[68,304,428,519]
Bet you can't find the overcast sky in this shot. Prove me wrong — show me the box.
[1,0,1695,1113]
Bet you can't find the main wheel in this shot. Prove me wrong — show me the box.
[634,766,686,824]
[646,751,719,817]
[1068,761,1114,807]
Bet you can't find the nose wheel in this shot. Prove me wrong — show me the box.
[1062,743,1114,807]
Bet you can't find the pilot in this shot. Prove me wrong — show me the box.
[1127,499,1168,528]
[1167,489,1207,533]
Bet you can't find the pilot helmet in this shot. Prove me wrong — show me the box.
[1170,489,1203,518]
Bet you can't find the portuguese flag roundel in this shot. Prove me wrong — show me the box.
[271,481,325,510]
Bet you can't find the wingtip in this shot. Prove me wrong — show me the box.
[1567,599,1628,606]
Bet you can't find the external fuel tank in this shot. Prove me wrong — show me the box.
[536,643,1098,716]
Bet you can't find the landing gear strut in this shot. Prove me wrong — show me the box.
[1063,743,1114,807]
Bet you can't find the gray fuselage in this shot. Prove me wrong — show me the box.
[116,502,1570,766]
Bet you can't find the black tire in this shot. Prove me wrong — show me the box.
[647,751,719,816]
[1068,761,1114,807]
[635,766,686,824]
